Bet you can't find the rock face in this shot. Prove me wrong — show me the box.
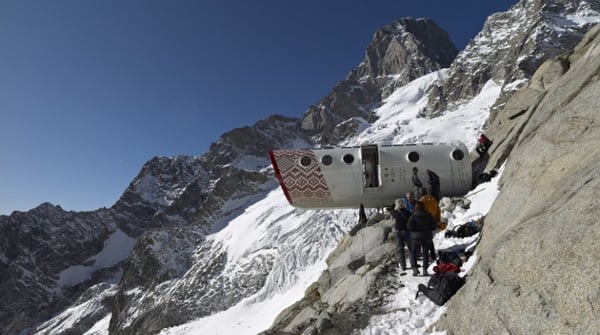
[301,18,458,144]
[0,204,118,335]
[424,0,600,117]
[435,23,600,334]
[0,196,168,335]
[355,18,457,79]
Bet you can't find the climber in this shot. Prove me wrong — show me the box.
[407,201,437,276]
[412,167,424,200]
[401,191,416,213]
[418,187,441,261]
[476,133,493,156]
[425,169,440,201]
[389,199,412,271]
[358,203,367,225]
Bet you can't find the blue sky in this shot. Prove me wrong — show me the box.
[0,0,517,215]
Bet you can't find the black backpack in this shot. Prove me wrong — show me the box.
[444,221,480,238]
[416,272,465,306]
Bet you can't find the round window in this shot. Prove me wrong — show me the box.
[321,155,333,166]
[407,151,420,162]
[342,154,355,164]
[451,149,465,161]
[300,156,312,167]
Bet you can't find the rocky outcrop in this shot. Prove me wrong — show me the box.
[301,18,458,144]
[424,0,600,117]
[436,23,600,334]
[263,215,402,334]
[204,115,308,170]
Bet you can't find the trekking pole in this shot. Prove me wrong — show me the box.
[465,188,486,198]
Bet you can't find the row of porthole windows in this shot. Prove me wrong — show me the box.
[299,149,465,167]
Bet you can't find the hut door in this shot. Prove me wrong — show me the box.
[361,145,380,188]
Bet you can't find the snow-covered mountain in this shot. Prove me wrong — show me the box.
[424,0,600,116]
[3,0,600,334]
[300,18,458,145]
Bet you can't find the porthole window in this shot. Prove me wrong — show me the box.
[407,151,420,162]
[451,149,465,161]
[342,154,355,164]
[300,156,312,167]
[321,155,333,166]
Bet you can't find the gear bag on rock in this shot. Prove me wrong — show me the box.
[444,221,480,238]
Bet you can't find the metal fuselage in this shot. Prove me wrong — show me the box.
[269,143,472,209]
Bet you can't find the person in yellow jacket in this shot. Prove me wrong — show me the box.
[418,187,441,261]
[419,187,440,223]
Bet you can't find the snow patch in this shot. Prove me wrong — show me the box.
[83,314,111,335]
[57,230,136,287]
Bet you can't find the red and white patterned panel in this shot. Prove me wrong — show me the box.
[270,150,333,206]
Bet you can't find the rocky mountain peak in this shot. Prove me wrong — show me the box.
[301,17,458,145]
[354,18,457,78]
[120,155,207,209]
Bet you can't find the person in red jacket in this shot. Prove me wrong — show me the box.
[476,133,493,156]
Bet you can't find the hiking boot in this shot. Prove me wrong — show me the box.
[422,270,430,277]
[412,269,420,276]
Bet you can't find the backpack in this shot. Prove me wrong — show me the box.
[437,250,463,267]
[444,221,479,238]
[416,272,465,306]
[433,262,460,274]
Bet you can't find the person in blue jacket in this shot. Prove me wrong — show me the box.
[401,191,416,213]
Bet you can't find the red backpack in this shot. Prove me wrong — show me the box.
[433,262,460,273]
